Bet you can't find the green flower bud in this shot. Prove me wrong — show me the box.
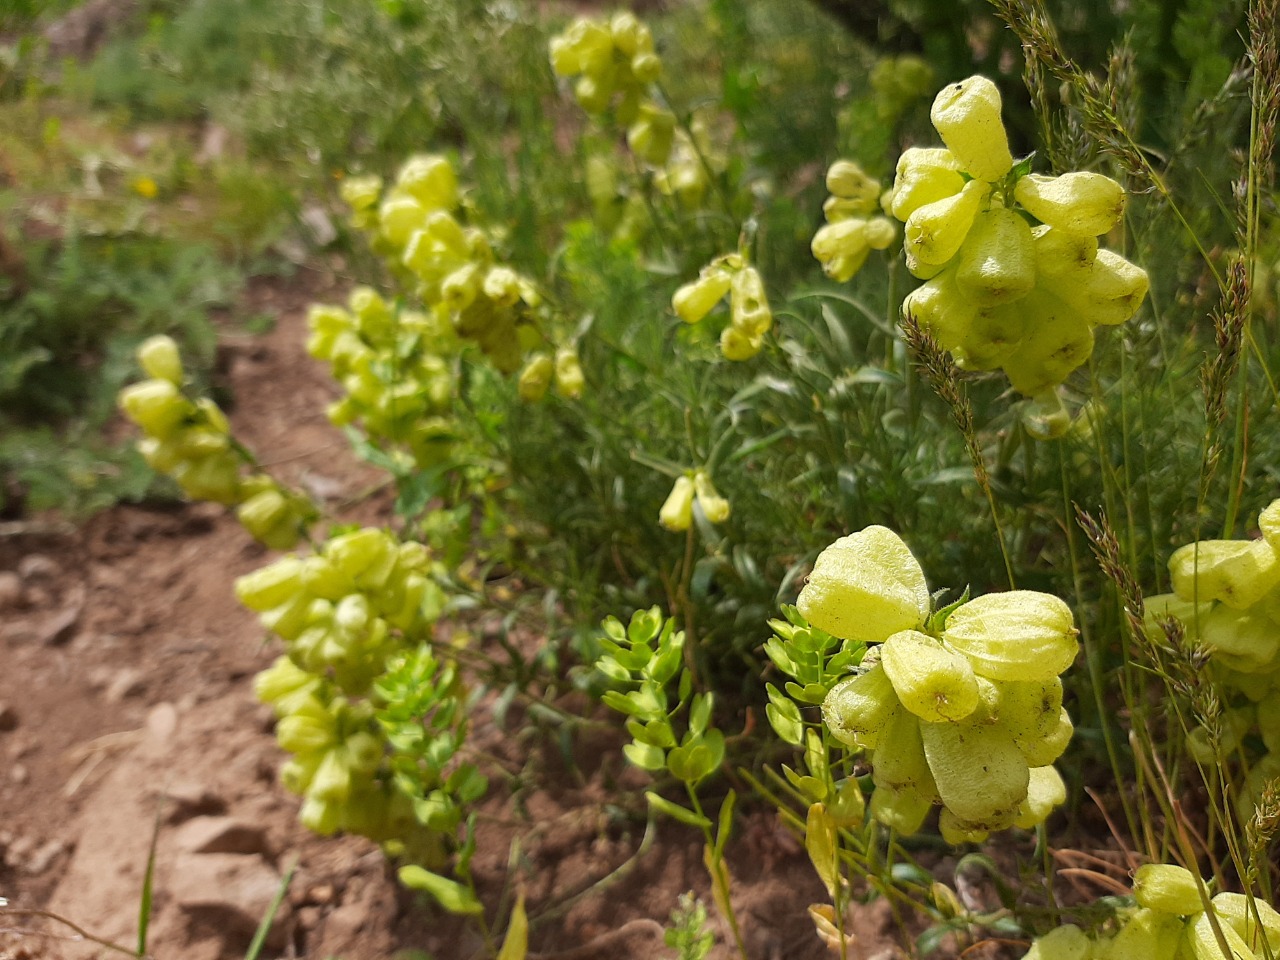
[1169,538,1280,610]
[693,471,730,524]
[929,75,1013,182]
[276,698,336,754]
[299,795,342,835]
[880,629,980,723]
[555,347,585,399]
[825,160,880,210]
[339,174,382,212]
[1101,908,1183,960]
[137,335,183,385]
[672,268,732,324]
[797,526,930,643]
[998,290,1094,396]
[327,528,394,582]
[237,489,289,543]
[941,590,1078,681]
[626,103,675,166]
[1014,172,1125,237]
[730,267,772,337]
[920,719,1028,825]
[518,352,554,402]
[254,656,320,716]
[822,664,900,749]
[1018,706,1073,767]
[938,807,990,845]
[868,783,932,834]
[630,51,662,85]
[119,379,194,439]
[890,147,966,221]
[1211,892,1280,954]
[378,194,428,248]
[236,557,305,611]
[871,708,937,799]
[395,154,457,210]
[1013,765,1066,829]
[719,325,764,361]
[955,207,1036,306]
[1197,605,1279,673]
[309,746,353,803]
[659,475,695,532]
[1183,907,1257,960]
[904,179,988,266]
[1031,224,1098,279]
[1132,864,1205,916]
[1023,925,1091,960]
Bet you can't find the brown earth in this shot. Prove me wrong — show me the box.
[0,267,994,960]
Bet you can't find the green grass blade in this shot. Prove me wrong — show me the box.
[244,855,297,960]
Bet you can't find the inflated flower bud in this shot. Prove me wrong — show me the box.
[237,488,289,542]
[1031,225,1098,279]
[1132,864,1205,916]
[395,154,458,210]
[798,527,930,643]
[871,708,937,798]
[236,557,305,611]
[1044,249,1149,326]
[254,656,320,716]
[659,475,695,532]
[920,719,1028,825]
[822,664,900,749]
[627,103,675,166]
[1101,908,1183,960]
[825,160,880,211]
[1023,924,1091,960]
[890,147,966,221]
[339,174,382,212]
[719,325,763,361]
[631,51,662,84]
[942,590,1078,681]
[929,75,1013,182]
[1169,538,1280,609]
[119,379,193,439]
[904,179,989,266]
[955,207,1036,306]
[879,629,979,723]
[1013,765,1067,828]
[137,335,184,385]
[518,353,554,402]
[378,194,428,248]
[1018,706,1073,767]
[1197,605,1279,673]
[555,347,585,399]
[672,268,732,324]
[730,267,772,337]
[693,471,730,523]
[1183,907,1256,960]
[1211,892,1280,954]
[998,291,1094,396]
[1014,172,1125,237]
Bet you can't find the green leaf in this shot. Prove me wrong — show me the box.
[714,789,736,859]
[766,703,804,746]
[689,692,713,738]
[496,892,528,960]
[785,680,830,705]
[645,791,711,828]
[623,740,667,771]
[398,866,484,915]
[805,803,840,900]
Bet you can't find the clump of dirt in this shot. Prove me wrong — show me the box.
[0,268,919,960]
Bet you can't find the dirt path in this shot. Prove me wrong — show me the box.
[0,268,901,960]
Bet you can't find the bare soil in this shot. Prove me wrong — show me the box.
[0,268,976,960]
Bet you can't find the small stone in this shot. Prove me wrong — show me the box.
[23,838,65,875]
[307,883,335,906]
[169,852,291,947]
[297,905,323,931]
[105,668,146,703]
[0,572,22,610]
[17,554,59,582]
[147,702,179,742]
[37,594,83,646]
[160,781,226,824]
[173,816,270,856]
[10,763,27,784]
[0,703,17,732]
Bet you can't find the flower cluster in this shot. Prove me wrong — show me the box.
[550,13,671,165]
[308,287,458,468]
[118,336,314,549]
[811,160,897,282]
[892,76,1149,397]
[799,526,1077,841]
[671,253,774,360]
[1149,498,1280,819]
[237,527,470,854]
[1025,864,1280,959]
